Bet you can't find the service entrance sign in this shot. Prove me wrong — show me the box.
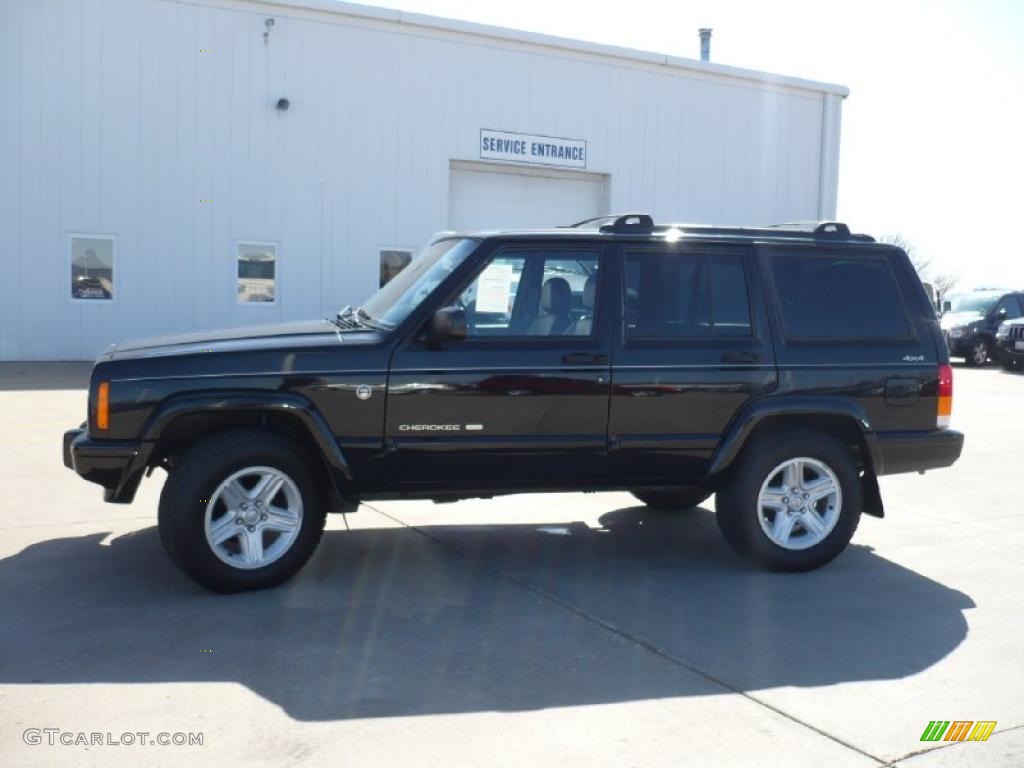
[480,129,587,169]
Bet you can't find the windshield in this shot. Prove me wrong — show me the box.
[357,238,478,330]
[947,293,999,314]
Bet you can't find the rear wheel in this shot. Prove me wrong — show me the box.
[716,430,861,571]
[964,338,990,366]
[158,429,327,593]
[631,489,710,510]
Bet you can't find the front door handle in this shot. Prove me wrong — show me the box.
[562,352,608,365]
[721,351,764,365]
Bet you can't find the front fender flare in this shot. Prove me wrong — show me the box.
[141,391,352,480]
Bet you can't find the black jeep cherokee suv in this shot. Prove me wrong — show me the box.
[63,215,964,592]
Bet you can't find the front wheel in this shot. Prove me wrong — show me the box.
[158,429,328,593]
[964,338,990,366]
[716,431,861,571]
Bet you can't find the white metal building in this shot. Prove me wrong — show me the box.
[0,0,847,360]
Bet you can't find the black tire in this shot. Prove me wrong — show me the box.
[1002,358,1020,372]
[158,429,327,593]
[631,489,711,510]
[963,337,990,367]
[716,430,862,572]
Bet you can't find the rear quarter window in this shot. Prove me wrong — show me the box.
[767,252,912,341]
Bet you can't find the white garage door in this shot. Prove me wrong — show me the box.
[449,162,606,231]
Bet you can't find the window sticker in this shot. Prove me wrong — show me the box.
[474,262,515,314]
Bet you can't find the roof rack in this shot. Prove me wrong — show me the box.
[568,213,874,242]
[564,215,624,229]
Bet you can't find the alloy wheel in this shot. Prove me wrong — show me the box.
[971,341,988,366]
[756,457,842,550]
[204,466,303,570]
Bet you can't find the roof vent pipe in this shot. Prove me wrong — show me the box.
[698,28,712,62]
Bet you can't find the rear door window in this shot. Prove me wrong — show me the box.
[767,252,911,341]
[623,250,752,339]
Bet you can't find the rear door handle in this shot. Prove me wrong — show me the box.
[721,351,764,364]
[562,353,608,365]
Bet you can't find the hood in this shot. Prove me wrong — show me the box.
[939,311,984,330]
[105,319,381,360]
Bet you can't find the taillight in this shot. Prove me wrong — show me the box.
[95,381,110,431]
[937,364,953,428]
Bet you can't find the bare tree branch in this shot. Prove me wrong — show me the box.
[931,272,960,304]
[880,233,931,278]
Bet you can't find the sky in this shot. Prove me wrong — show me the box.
[352,0,1024,292]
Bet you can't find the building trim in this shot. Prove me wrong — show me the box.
[198,0,849,98]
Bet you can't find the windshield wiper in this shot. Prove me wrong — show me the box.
[355,306,384,330]
[331,305,360,330]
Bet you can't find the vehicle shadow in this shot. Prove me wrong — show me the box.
[0,506,974,721]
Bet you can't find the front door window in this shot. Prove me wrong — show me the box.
[453,250,600,338]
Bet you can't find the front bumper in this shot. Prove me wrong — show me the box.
[995,337,1024,363]
[874,429,964,476]
[63,428,148,503]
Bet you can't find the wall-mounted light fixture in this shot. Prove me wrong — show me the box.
[264,18,275,44]
[275,98,290,112]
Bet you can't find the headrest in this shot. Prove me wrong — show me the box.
[541,277,571,315]
[582,274,597,310]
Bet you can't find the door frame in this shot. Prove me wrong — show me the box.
[382,237,616,491]
[606,240,777,481]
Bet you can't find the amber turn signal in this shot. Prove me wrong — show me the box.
[95,381,110,430]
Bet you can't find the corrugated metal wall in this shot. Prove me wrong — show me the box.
[0,0,841,360]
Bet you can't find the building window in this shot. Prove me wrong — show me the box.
[237,243,276,303]
[379,248,414,287]
[70,235,115,301]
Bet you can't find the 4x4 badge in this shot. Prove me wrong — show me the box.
[355,384,372,401]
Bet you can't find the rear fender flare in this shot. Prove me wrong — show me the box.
[709,396,883,477]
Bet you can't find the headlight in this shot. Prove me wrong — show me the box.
[997,323,1010,339]
[948,329,964,338]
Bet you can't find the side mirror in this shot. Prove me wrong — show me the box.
[996,307,1008,318]
[423,306,468,346]
[941,300,952,314]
